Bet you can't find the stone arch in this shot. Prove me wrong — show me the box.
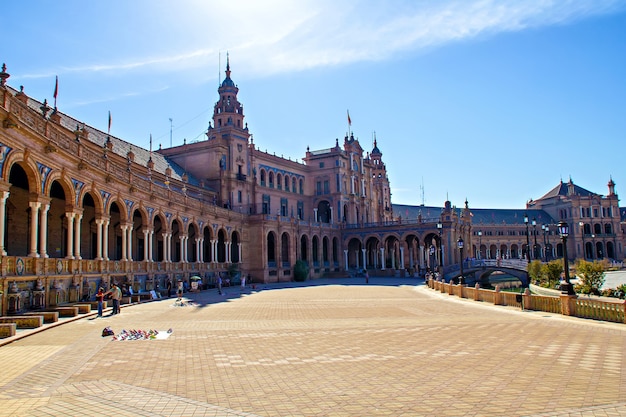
[3,151,40,193]
[281,232,290,266]
[171,218,183,262]
[187,222,199,262]
[300,234,309,263]
[347,237,362,270]
[267,230,277,265]
[202,224,213,263]
[231,230,241,263]
[317,200,331,223]
[217,228,227,263]
[153,212,167,262]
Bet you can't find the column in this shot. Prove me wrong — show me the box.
[399,246,405,269]
[211,239,217,263]
[39,203,50,258]
[313,208,318,222]
[343,249,348,270]
[74,213,82,259]
[120,225,128,261]
[162,232,168,262]
[380,247,386,270]
[226,242,232,263]
[391,249,395,269]
[354,250,359,269]
[0,191,9,255]
[361,248,367,270]
[180,236,186,262]
[238,242,242,263]
[143,230,150,261]
[126,224,133,261]
[409,248,414,271]
[103,219,110,260]
[329,207,333,224]
[419,245,425,267]
[350,175,355,194]
[195,238,201,263]
[95,219,104,260]
[29,202,41,257]
[65,211,74,259]
[148,230,154,261]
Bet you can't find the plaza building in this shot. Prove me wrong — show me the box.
[0,60,623,315]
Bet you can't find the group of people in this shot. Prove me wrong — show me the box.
[95,283,122,317]
[94,273,253,317]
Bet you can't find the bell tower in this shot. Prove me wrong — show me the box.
[203,54,252,209]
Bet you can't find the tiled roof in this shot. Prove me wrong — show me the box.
[12,86,211,190]
[537,180,598,200]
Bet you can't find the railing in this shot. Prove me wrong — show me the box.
[427,279,626,324]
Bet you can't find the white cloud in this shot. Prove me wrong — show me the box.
[18,0,625,82]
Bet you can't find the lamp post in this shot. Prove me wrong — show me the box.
[477,230,482,259]
[457,237,464,285]
[437,221,443,270]
[579,222,586,259]
[558,221,575,295]
[541,224,550,262]
[524,213,530,262]
[532,217,538,259]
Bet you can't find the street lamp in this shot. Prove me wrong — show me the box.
[579,222,586,259]
[437,221,443,269]
[457,237,464,285]
[558,221,575,295]
[541,224,550,262]
[524,213,530,262]
[477,230,482,259]
[532,217,538,259]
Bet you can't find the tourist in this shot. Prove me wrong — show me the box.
[95,287,105,317]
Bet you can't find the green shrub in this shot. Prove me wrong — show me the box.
[294,260,308,282]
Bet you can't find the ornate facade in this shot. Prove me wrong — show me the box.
[0,59,623,315]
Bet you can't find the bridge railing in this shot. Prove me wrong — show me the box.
[427,279,626,324]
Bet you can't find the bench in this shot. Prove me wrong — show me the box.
[0,315,44,329]
[24,311,59,324]
[0,323,17,338]
[73,304,92,314]
[51,306,79,317]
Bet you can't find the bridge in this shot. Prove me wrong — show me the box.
[443,259,529,287]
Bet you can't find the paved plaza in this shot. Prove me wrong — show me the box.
[1,277,625,417]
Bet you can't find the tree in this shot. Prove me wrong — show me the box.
[294,260,309,282]
[527,260,543,285]
[541,260,563,289]
[573,259,606,295]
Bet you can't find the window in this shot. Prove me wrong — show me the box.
[269,172,274,188]
[316,181,322,195]
[319,162,325,168]
[323,180,330,194]
[237,190,242,203]
[297,201,304,220]
[281,198,288,217]
[262,194,270,214]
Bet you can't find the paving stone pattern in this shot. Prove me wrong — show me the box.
[0,278,625,416]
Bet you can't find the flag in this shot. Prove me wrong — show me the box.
[347,110,352,126]
[53,76,58,108]
[108,111,112,133]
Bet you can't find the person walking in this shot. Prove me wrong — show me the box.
[95,287,105,317]
[166,279,172,297]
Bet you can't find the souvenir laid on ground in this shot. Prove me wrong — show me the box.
[111,328,173,341]
[171,299,197,307]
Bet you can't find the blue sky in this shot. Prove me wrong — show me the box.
[3,0,626,209]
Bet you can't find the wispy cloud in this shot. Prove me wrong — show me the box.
[16,0,625,82]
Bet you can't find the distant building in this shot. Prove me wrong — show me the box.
[0,60,622,315]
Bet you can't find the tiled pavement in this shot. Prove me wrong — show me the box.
[1,277,625,417]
